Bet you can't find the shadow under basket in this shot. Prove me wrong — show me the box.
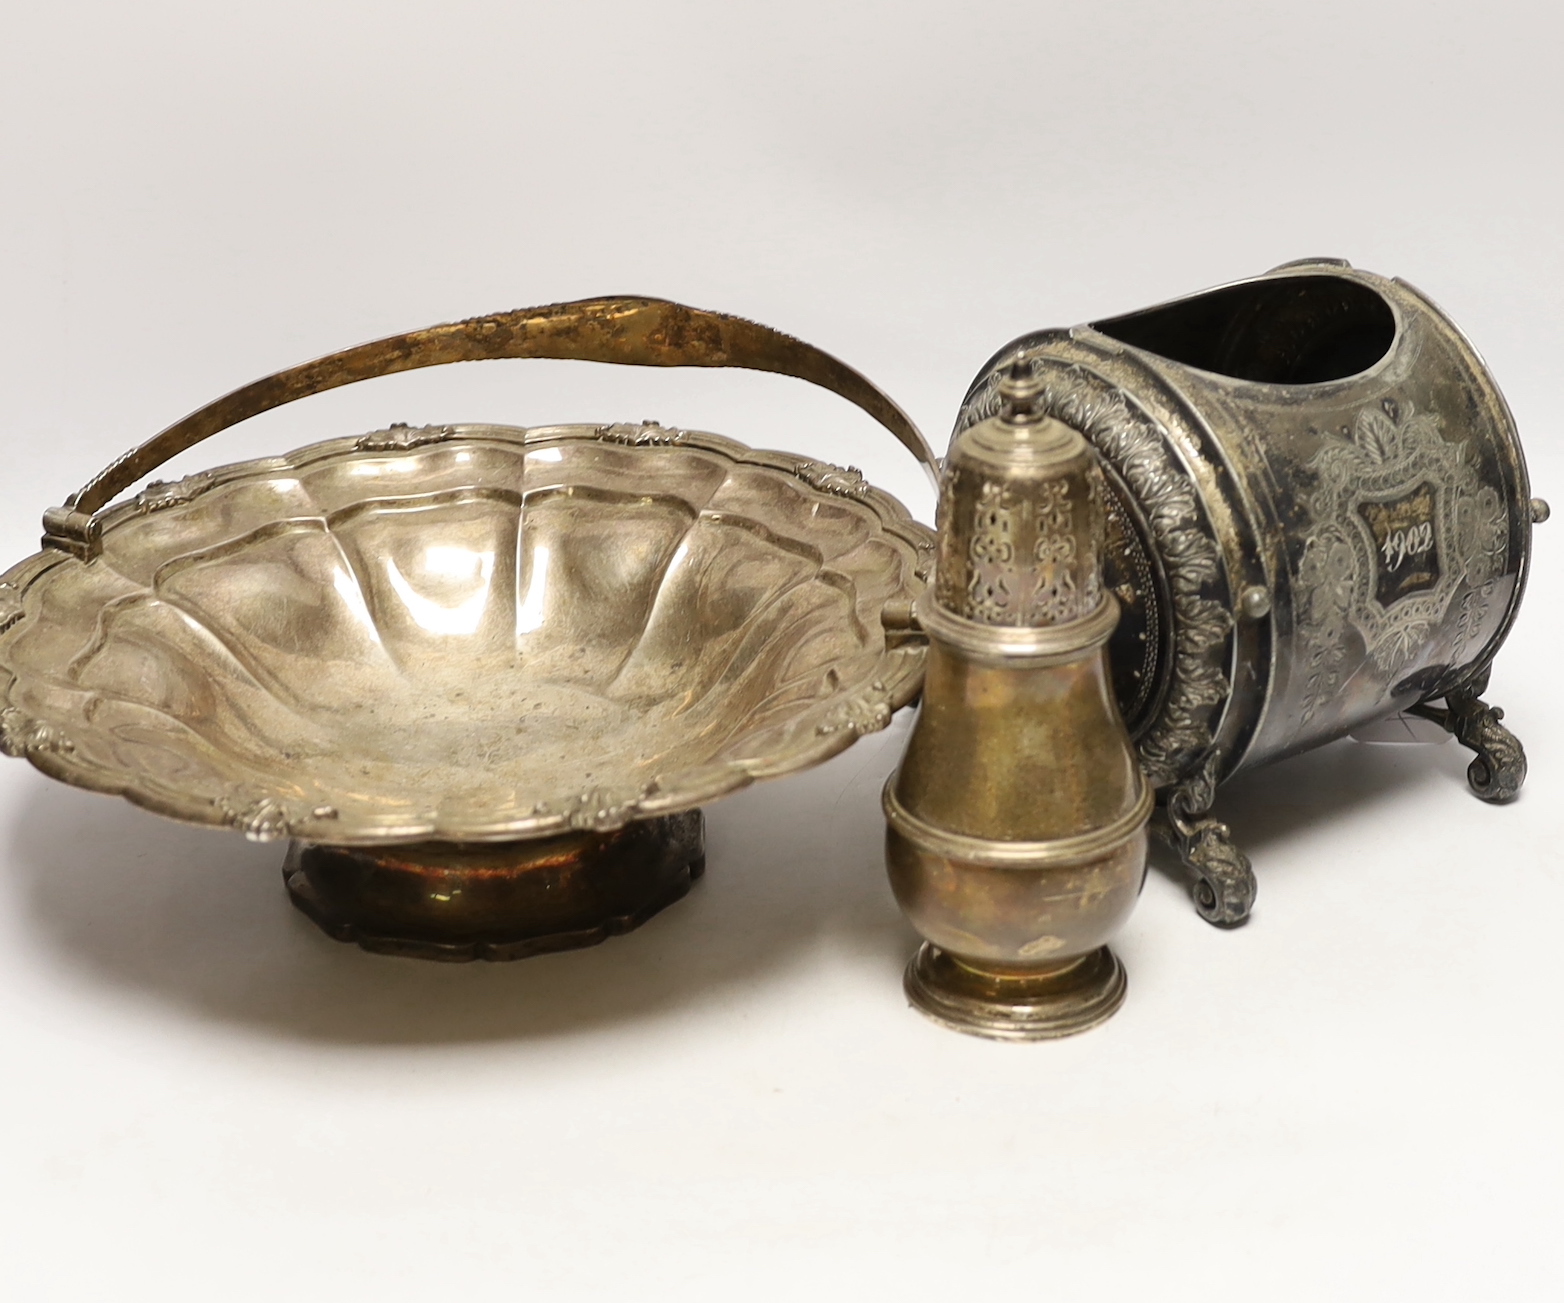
[283,812,706,962]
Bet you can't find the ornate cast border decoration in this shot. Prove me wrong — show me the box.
[594,419,688,447]
[1295,399,1507,729]
[0,423,932,848]
[355,423,458,453]
[0,706,73,760]
[136,472,218,514]
[816,677,895,737]
[957,358,1232,788]
[793,459,871,500]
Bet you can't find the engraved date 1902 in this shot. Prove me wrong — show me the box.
[1358,482,1441,607]
[1380,520,1433,571]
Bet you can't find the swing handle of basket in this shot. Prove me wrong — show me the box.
[42,296,940,560]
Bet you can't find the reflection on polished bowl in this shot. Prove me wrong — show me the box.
[0,422,931,958]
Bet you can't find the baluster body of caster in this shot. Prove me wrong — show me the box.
[884,363,1152,1040]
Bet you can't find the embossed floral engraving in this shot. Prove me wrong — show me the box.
[1296,399,1507,726]
[1448,482,1509,667]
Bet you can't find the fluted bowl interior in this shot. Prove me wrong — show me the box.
[0,423,931,844]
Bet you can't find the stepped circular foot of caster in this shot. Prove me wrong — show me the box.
[904,942,1127,1041]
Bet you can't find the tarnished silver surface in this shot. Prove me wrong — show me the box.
[0,294,945,960]
[958,260,1543,924]
[40,296,939,561]
[0,421,930,846]
[886,364,1150,1041]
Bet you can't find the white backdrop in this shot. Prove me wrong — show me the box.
[2,3,1561,1298]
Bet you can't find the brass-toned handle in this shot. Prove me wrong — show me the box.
[43,296,939,559]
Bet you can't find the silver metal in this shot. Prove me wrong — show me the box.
[958,260,1541,924]
[41,296,941,561]
[1240,586,1272,620]
[0,421,930,846]
[885,364,1151,1040]
[0,298,937,959]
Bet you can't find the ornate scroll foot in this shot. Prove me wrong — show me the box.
[1410,670,1527,803]
[1155,814,1256,926]
[1155,752,1256,927]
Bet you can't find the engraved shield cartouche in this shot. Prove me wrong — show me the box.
[884,363,1152,1040]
